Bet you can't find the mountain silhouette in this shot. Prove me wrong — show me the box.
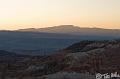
[18,25,120,37]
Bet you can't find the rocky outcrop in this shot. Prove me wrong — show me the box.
[40,72,95,79]
[0,39,120,79]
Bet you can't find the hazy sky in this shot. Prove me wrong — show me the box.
[0,0,120,30]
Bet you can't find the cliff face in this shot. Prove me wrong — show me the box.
[0,40,120,79]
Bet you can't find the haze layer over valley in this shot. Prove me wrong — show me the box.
[0,25,120,55]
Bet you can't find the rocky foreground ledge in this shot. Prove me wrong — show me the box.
[0,39,120,79]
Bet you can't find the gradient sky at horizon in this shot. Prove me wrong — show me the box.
[0,0,120,30]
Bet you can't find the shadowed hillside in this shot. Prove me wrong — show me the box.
[0,39,120,79]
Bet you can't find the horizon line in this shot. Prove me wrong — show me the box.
[0,25,120,31]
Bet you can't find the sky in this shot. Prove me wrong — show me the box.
[0,0,120,30]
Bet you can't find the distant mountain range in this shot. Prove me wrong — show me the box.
[0,31,82,55]
[18,25,120,37]
[0,25,120,55]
